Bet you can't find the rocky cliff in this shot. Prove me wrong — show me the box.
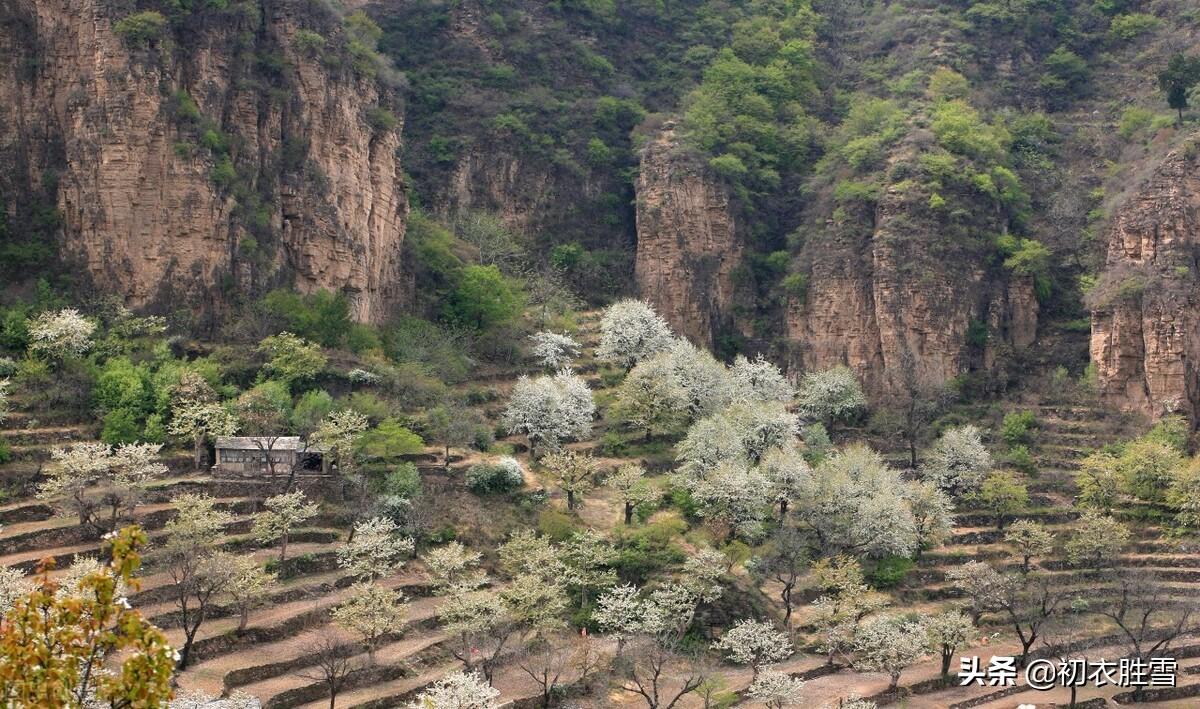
[634,124,743,347]
[1089,137,1200,421]
[786,139,1040,399]
[0,0,407,323]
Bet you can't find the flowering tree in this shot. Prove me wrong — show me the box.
[729,354,794,404]
[924,610,974,677]
[0,378,9,424]
[946,560,1011,626]
[852,615,927,689]
[809,556,888,665]
[904,480,955,558]
[677,402,799,475]
[664,338,732,419]
[169,399,239,470]
[685,459,774,541]
[595,299,674,371]
[792,445,918,558]
[749,527,808,625]
[748,667,807,708]
[406,670,499,709]
[163,493,234,667]
[1065,510,1130,568]
[37,442,166,535]
[711,619,793,680]
[0,567,31,616]
[311,409,369,473]
[27,308,95,361]
[0,526,174,707]
[332,582,408,664]
[760,445,812,518]
[528,331,580,370]
[502,371,594,456]
[253,489,320,561]
[257,331,327,385]
[422,542,486,592]
[498,529,566,581]
[338,516,415,580]
[612,352,688,440]
[796,366,866,426]
[606,463,660,525]
[1004,519,1055,573]
[560,530,618,605]
[921,425,992,498]
[541,448,600,510]
[218,553,277,634]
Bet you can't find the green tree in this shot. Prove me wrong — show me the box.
[974,470,1028,529]
[257,332,327,387]
[1158,54,1200,123]
[447,265,524,330]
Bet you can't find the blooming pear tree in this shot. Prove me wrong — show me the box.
[502,371,594,457]
[711,619,793,680]
[37,442,166,535]
[541,448,600,509]
[406,670,499,709]
[169,399,239,470]
[253,489,320,561]
[664,338,732,419]
[163,493,235,667]
[921,425,992,498]
[219,553,278,633]
[422,541,486,592]
[332,582,408,664]
[729,354,794,404]
[1004,519,1055,573]
[338,516,415,581]
[606,463,660,525]
[611,352,688,440]
[904,480,955,558]
[595,299,674,371]
[748,668,807,708]
[796,366,867,426]
[924,610,974,677]
[27,308,95,361]
[852,615,927,689]
[528,331,581,370]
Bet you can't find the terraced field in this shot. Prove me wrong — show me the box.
[5,311,1200,708]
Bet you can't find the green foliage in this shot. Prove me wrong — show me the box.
[101,408,142,445]
[1158,53,1200,120]
[383,462,422,499]
[113,11,166,47]
[365,107,398,133]
[257,332,327,385]
[1144,415,1189,454]
[260,289,353,347]
[1000,410,1037,445]
[293,29,327,57]
[1005,445,1037,475]
[1108,13,1160,40]
[927,67,970,101]
[931,100,1009,162]
[538,509,579,542]
[1039,47,1090,104]
[292,389,335,434]
[867,555,915,589]
[0,438,10,464]
[380,317,470,384]
[446,265,524,330]
[612,517,687,583]
[358,418,424,459]
[996,235,1052,300]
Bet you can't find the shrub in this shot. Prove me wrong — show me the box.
[1109,13,1160,40]
[445,265,524,331]
[1001,410,1037,445]
[383,462,422,499]
[599,431,627,457]
[101,408,142,445]
[1005,445,1037,475]
[365,107,398,132]
[537,509,578,542]
[465,456,524,494]
[261,289,352,347]
[867,555,915,589]
[293,29,327,57]
[0,438,11,464]
[113,11,166,47]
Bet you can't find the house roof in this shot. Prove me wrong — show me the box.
[215,436,305,451]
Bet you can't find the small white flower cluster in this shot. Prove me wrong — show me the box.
[348,368,382,385]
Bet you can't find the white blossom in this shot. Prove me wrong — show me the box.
[28,308,95,360]
[749,667,807,708]
[338,516,415,580]
[406,670,499,708]
[502,371,594,453]
[796,366,867,424]
[595,299,673,370]
[921,425,992,498]
[852,615,927,689]
[664,338,733,418]
[729,354,794,404]
[528,331,581,370]
[0,566,32,615]
[712,618,793,667]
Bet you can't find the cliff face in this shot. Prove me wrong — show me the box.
[634,124,743,347]
[0,0,407,323]
[1089,139,1200,420]
[786,160,1039,399]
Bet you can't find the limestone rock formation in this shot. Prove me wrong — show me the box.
[0,0,408,323]
[635,123,743,347]
[1089,137,1200,420]
[786,167,1039,399]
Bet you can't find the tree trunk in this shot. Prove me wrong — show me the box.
[238,606,249,634]
[941,650,952,677]
[193,435,205,471]
[328,691,336,709]
[280,532,289,562]
[624,501,634,525]
[909,438,918,469]
[567,490,576,510]
[779,499,788,518]
[444,444,451,470]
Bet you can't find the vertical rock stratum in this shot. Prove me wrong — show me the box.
[0,0,408,323]
[1090,137,1200,421]
[635,123,743,347]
